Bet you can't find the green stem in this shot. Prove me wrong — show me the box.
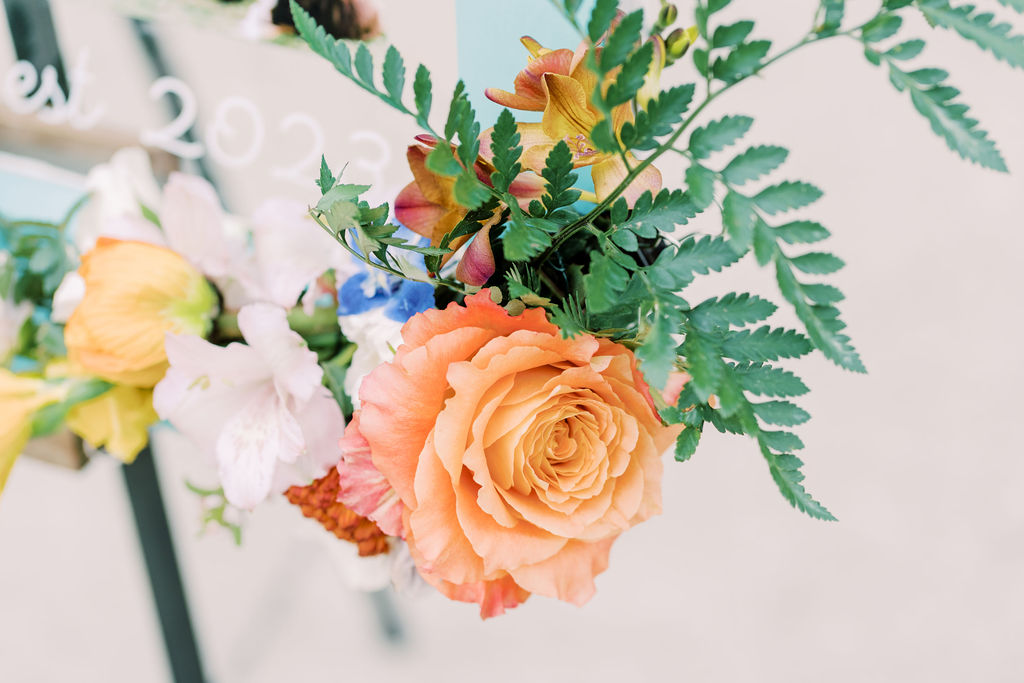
[538,27,856,267]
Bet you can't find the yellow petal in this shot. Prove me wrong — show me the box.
[541,73,597,141]
[592,155,663,207]
[66,385,158,463]
[0,370,67,497]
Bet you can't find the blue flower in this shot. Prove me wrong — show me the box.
[338,272,435,323]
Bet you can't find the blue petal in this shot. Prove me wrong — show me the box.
[383,280,436,322]
[337,273,390,316]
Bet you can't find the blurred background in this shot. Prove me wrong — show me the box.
[1,0,1023,681]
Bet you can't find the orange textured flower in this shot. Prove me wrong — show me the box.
[65,238,216,387]
[285,467,390,557]
[353,291,679,617]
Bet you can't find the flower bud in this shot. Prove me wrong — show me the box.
[666,26,699,62]
[657,3,678,30]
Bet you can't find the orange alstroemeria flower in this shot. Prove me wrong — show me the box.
[394,135,545,286]
[486,37,662,206]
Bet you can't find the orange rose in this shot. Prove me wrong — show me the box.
[353,291,679,617]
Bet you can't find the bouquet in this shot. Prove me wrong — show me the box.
[3,0,1022,618]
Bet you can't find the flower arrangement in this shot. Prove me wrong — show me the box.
[3,0,1023,618]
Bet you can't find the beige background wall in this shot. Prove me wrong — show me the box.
[1,1,1023,681]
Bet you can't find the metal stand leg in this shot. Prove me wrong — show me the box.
[122,446,207,683]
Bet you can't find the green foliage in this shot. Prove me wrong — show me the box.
[616,189,700,236]
[536,141,581,216]
[754,181,823,214]
[685,163,717,210]
[918,0,1024,69]
[317,155,336,195]
[722,145,789,185]
[722,191,756,251]
[713,21,755,48]
[489,109,523,194]
[691,293,777,330]
[712,40,772,82]
[997,0,1024,11]
[621,84,696,151]
[674,427,701,462]
[31,378,112,438]
[689,115,754,158]
[878,57,1008,171]
[819,0,846,35]
[862,14,903,42]
[604,40,654,107]
[588,0,619,42]
[599,10,644,72]
[721,326,813,362]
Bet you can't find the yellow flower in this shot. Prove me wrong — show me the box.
[65,238,217,388]
[0,369,67,497]
[65,385,158,463]
[486,38,662,206]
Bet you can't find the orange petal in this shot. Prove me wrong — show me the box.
[485,48,575,112]
[541,73,597,141]
[591,155,662,207]
[508,536,616,606]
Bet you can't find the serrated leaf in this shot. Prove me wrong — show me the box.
[862,14,903,42]
[713,20,755,48]
[919,1,1024,69]
[689,115,754,158]
[775,220,830,244]
[766,450,836,520]
[490,108,523,193]
[618,189,699,234]
[712,40,772,83]
[674,427,701,462]
[354,42,374,84]
[413,64,432,121]
[801,282,845,304]
[753,400,810,426]
[317,155,335,195]
[731,362,809,397]
[382,46,405,101]
[709,0,732,12]
[605,40,654,106]
[588,0,619,42]
[722,191,756,252]
[425,143,461,177]
[722,326,813,362]
[685,163,716,210]
[584,253,631,313]
[682,331,725,402]
[625,84,696,151]
[761,430,805,452]
[754,181,823,214]
[540,141,581,214]
[722,145,788,185]
[692,292,777,330]
[501,218,552,261]
[600,10,644,72]
[908,67,949,85]
[671,235,743,287]
[886,38,926,60]
[997,0,1024,11]
[637,306,680,389]
[453,172,489,208]
[790,251,845,274]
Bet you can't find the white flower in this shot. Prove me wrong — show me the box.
[338,307,405,409]
[72,147,163,253]
[153,303,345,509]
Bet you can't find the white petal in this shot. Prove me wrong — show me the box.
[237,303,322,403]
[50,272,85,323]
[249,199,345,309]
[216,386,303,509]
[161,173,235,277]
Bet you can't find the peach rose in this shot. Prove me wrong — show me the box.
[350,291,679,617]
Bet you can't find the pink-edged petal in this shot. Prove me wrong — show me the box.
[161,172,234,278]
[454,222,496,286]
[508,170,547,202]
[508,536,616,606]
[336,413,405,537]
[592,155,662,207]
[485,47,575,112]
[237,304,322,404]
[394,181,446,240]
[216,385,303,509]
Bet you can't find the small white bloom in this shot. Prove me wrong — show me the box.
[154,303,345,509]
